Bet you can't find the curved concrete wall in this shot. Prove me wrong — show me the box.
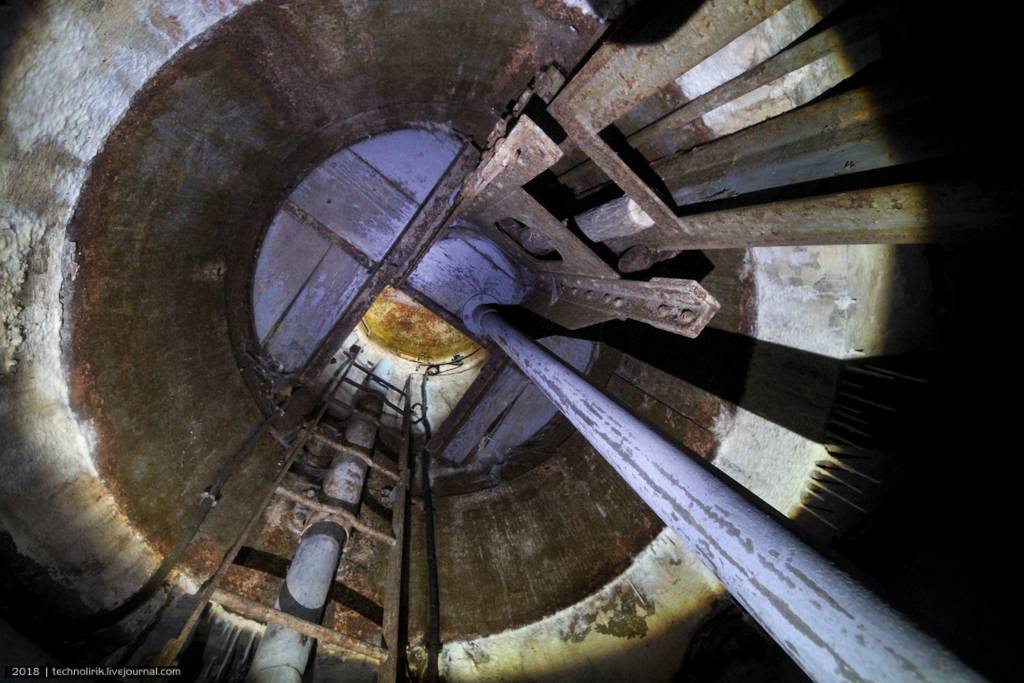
[0,0,602,641]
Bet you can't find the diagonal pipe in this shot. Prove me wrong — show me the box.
[467,304,985,683]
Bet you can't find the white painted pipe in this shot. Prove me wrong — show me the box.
[472,306,985,683]
[247,525,345,682]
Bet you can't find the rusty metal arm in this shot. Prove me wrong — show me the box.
[606,181,1019,254]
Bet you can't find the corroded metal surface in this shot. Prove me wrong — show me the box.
[361,286,479,364]
[549,0,841,253]
[528,274,720,337]
[299,143,481,383]
[608,181,1020,253]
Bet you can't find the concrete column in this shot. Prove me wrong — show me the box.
[471,306,985,683]
[248,521,346,683]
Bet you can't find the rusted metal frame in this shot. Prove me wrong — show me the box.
[478,189,617,278]
[473,307,985,683]
[607,181,1020,252]
[549,1,822,250]
[549,0,810,132]
[652,85,941,207]
[558,7,886,193]
[461,115,562,211]
[526,273,720,339]
[460,114,616,279]
[423,353,510,459]
[210,589,385,661]
[274,485,395,546]
[576,85,944,249]
[283,200,374,269]
[379,378,414,683]
[311,430,400,481]
[298,143,479,384]
[155,355,358,666]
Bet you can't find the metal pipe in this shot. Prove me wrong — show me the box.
[247,521,346,683]
[471,305,985,683]
[323,393,383,506]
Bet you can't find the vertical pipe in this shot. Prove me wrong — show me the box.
[323,393,380,507]
[473,306,985,683]
[247,522,346,683]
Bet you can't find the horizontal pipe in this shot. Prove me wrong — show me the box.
[473,306,985,683]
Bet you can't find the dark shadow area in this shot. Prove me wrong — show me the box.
[0,0,31,78]
[676,604,810,683]
[597,123,676,203]
[831,242,1017,683]
[599,0,702,46]
[601,323,842,443]
[622,248,714,281]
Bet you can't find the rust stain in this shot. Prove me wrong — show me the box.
[361,286,478,363]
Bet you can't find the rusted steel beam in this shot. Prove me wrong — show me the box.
[471,307,985,683]
[299,144,479,384]
[274,486,395,546]
[211,589,385,662]
[480,189,617,278]
[461,115,615,278]
[605,181,1019,254]
[379,379,414,683]
[550,0,841,253]
[576,83,969,255]
[525,273,720,337]
[562,8,885,195]
[549,0,808,132]
[311,430,400,481]
[461,116,562,212]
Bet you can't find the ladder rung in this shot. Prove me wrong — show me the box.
[211,588,386,661]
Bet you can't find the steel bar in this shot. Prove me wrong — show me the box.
[605,181,1018,253]
[548,0,801,132]
[527,273,719,337]
[274,486,395,546]
[311,431,399,481]
[462,115,615,278]
[211,589,385,661]
[379,378,414,683]
[560,8,885,194]
[471,306,985,683]
[550,0,832,245]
